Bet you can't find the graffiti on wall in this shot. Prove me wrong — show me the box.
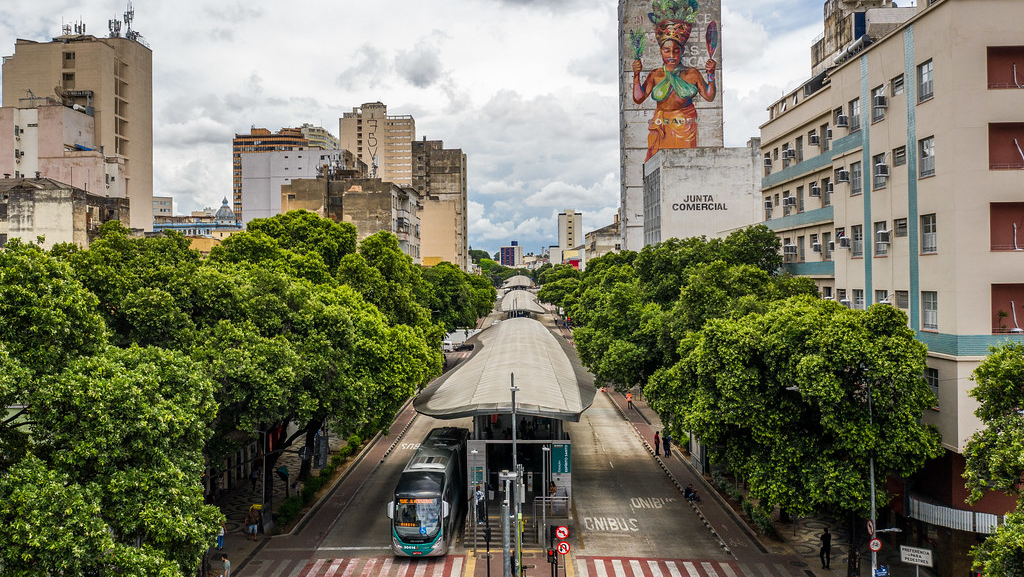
[628,0,719,161]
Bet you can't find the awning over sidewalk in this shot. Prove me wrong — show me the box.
[499,290,547,315]
[414,317,595,422]
[502,275,534,289]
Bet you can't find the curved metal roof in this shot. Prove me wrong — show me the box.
[414,317,595,421]
[499,290,548,315]
[502,275,534,289]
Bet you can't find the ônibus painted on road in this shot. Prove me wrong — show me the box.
[386,427,469,557]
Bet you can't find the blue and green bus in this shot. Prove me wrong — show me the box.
[387,427,469,557]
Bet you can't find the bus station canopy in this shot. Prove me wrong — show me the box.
[499,290,548,315]
[414,317,595,422]
[502,275,534,289]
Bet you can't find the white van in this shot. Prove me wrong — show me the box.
[441,341,455,353]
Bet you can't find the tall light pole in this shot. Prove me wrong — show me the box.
[541,444,550,546]
[510,376,522,576]
[867,380,877,577]
[472,448,480,556]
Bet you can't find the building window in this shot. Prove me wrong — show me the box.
[823,231,832,260]
[894,218,908,238]
[921,214,937,253]
[924,368,939,406]
[823,286,833,299]
[895,290,909,309]
[849,98,861,132]
[875,221,889,256]
[837,288,848,305]
[918,60,934,102]
[871,86,886,122]
[853,289,865,310]
[893,145,907,167]
[892,74,905,95]
[987,123,1024,170]
[821,122,831,152]
[851,224,864,257]
[850,161,863,195]
[876,290,889,304]
[796,136,804,162]
[919,136,935,177]
[990,202,1024,250]
[822,177,832,207]
[873,153,888,190]
[922,291,938,330]
[796,185,805,213]
[797,235,806,262]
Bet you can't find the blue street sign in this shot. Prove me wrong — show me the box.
[875,565,889,577]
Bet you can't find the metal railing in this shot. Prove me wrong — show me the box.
[908,495,1003,534]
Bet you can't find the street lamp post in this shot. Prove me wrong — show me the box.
[867,381,877,577]
[510,376,521,576]
[472,448,480,557]
[541,445,550,546]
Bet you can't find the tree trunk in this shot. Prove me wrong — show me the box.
[298,418,323,482]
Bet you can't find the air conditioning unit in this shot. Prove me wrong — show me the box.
[836,169,850,183]
[811,242,822,253]
[877,230,891,244]
[836,114,849,127]
[763,157,772,167]
[840,298,852,307]
[809,133,820,145]
[825,182,835,194]
[809,184,821,197]
[875,163,890,178]
[827,241,836,252]
[782,149,795,159]
[783,244,798,254]
[826,128,833,139]
[874,95,888,108]
[782,196,796,207]
[764,199,773,210]
[838,237,851,249]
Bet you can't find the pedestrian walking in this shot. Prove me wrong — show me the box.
[473,485,486,523]
[653,431,660,456]
[220,554,231,577]
[820,527,832,569]
[626,392,634,409]
[663,433,672,457]
[245,507,259,541]
[249,468,259,491]
[216,520,225,549]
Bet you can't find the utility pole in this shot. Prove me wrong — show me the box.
[510,375,522,576]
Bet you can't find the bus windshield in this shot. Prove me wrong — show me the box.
[394,497,442,538]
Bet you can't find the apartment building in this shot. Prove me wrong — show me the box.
[413,138,469,271]
[0,175,129,248]
[338,102,415,186]
[232,127,309,222]
[558,208,582,252]
[2,29,152,230]
[760,1,1022,573]
[240,147,361,225]
[499,242,523,268]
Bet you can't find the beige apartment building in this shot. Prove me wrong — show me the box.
[339,102,414,186]
[413,138,469,271]
[760,1,1022,573]
[558,208,582,252]
[2,31,152,231]
[0,175,129,248]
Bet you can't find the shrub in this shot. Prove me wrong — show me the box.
[276,495,303,526]
[750,506,776,536]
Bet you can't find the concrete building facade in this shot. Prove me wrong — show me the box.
[240,147,362,225]
[499,242,523,268]
[281,176,421,263]
[0,176,129,248]
[618,0,724,251]
[0,103,127,210]
[584,217,622,263]
[232,127,309,222]
[758,1,1022,573]
[412,138,469,271]
[2,31,152,231]
[153,195,172,220]
[643,141,762,245]
[558,208,582,251]
[338,102,415,186]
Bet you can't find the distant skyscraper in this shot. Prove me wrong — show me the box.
[499,241,523,268]
[558,208,583,250]
[232,127,308,223]
[2,22,153,230]
[338,102,415,186]
[618,0,724,250]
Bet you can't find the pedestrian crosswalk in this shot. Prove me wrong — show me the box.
[576,557,813,577]
[247,555,465,577]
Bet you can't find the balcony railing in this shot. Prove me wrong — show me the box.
[908,494,1003,534]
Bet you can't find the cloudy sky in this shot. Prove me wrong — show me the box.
[1,0,837,255]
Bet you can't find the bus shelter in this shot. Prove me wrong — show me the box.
[414,316,595,540]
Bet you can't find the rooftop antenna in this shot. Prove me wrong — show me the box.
[1012,301,1024,333]
[109,18,122,38]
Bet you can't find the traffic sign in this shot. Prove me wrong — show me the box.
[869,538,882,552]
[875,565,889,577]
[555,525,569,539]
[557,541,571,555]
[866,520,875,535]
[900,545,934,567]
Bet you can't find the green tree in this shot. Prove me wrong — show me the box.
[469,249,490,264]
[963,342,1024,576]
[649,296,940,516]
[244,210,357,271]
[420,262,495,331]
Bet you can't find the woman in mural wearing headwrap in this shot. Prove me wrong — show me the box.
[632,0,717,160]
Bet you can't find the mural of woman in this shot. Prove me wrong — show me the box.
[631,0,717,161]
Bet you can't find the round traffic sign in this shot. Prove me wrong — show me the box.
[866,520,875,535]
[869,538,882,552]
[555,525,569,539]
[557,541,571,555]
